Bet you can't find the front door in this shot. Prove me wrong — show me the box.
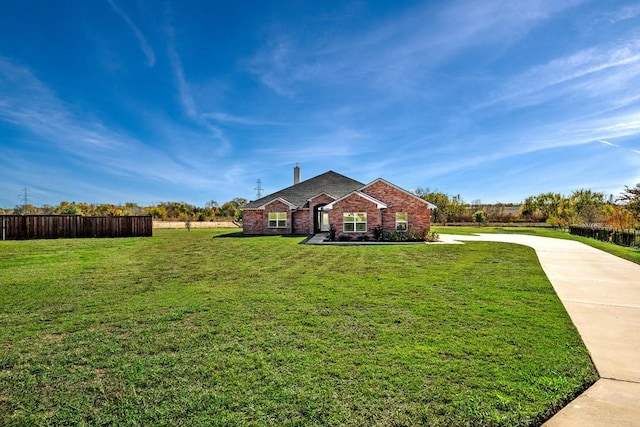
[320,211,330,232]
[315,205,330,232]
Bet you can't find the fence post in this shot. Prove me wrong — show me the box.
[1,216,5,241]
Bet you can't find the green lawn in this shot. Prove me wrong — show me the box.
[0,229,597,426]
[433,225,640,265]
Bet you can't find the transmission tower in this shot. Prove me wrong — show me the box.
[254,179,263,199]
[17,187,31,215]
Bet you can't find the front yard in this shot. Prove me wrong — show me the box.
[0,229,597,426]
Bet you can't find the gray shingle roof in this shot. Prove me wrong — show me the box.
[242,171,364,209]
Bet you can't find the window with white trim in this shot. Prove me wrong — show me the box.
[396,212,408,231]
[268,212,287,228]
[343,212,367,232]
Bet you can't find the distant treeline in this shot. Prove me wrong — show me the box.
[1,199,247,222]
[414,184,640,229]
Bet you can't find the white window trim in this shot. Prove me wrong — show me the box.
[396,212,408,231]
[343,212,367,233]
[268,212,287,228]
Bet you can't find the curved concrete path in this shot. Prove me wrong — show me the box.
[440,234,640,426]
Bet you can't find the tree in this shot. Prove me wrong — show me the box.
[520,196,539,220]
[199,200,220,221]
[144,205,168,219]
[125,202,143,216]
[603,204,636,230]
[13,203,36,215]
[413,188,465,224]
[219,197,247,221]
[473,210,486,226]
[521,193,565,222]
[205,200,219,209]
[568,189,605,226]
[535,193,563,220]
[618,183,640,224]
[54,201,84,215]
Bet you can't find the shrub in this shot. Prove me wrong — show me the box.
[328,225,337,241]
[384,229,439,242]
[372,224,384,241]
[473,210,487,226]
[385,231,404,242]
[424,231,440,242]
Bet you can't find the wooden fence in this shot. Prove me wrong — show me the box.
[569,226,640,248]
[1,215,153,240]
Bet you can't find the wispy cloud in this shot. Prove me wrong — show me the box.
[256,127,370,163]
[164,21,195,117]
[604,3,640,24]
[107,0,155,66]
[163,8,231,155]
[0,57,116,149]
[598,139,618,147]
[201,112,284,127]
[247,0,583,97]
[486,38,640,110]
[0,56,212,187]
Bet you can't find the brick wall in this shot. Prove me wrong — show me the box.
[242,209,264,234]
[362,180,431,232]
[242,200,293,234]
[328,193,383,238]
[292,209,310,234]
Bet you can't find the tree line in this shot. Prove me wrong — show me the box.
[414,183,640,229]
[1,198,247,222]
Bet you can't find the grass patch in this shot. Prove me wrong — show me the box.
[433,225,640,266]
[0,229,597,426]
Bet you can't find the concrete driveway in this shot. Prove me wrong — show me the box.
[439,234,640,426]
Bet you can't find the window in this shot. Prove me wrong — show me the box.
[268,212,287,228]
[343,212,367,232]
[396,212,408,231]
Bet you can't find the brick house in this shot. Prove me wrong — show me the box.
[242,166,436,238]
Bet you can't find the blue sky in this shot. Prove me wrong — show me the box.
[1,0,640,208]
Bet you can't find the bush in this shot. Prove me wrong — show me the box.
[372,224,384,241]
[473,210,487,226]
[424,231,440,242]
[328,225,337,241]
[384,229,439,242]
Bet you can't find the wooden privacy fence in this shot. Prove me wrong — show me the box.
[1,215,153,240]
[569,226,640,248]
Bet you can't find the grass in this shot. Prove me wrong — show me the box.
[433,225,640,265]
[0,229,597,426]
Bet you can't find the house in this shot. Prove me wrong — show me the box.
[242,166,436,239]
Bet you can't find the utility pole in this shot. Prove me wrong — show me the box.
[254,179,263,199]
[18,187,31,215]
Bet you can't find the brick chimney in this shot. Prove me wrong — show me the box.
[294,163,300,185]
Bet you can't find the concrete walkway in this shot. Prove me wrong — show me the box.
[439,234,640,426]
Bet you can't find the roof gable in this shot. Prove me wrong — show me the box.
[256,197,298,210]
[361,178,437,209]
[324,191,387,210]
[307,192,337,203]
